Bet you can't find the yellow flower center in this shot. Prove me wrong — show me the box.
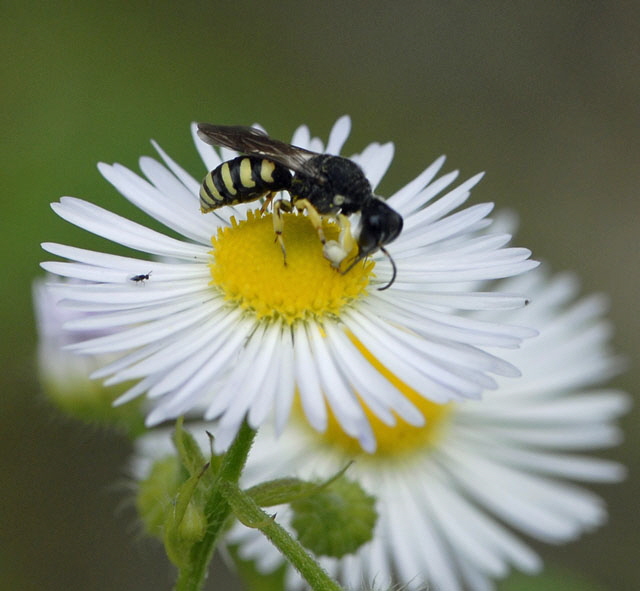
[210,210,373,323]
[319,337,454,458]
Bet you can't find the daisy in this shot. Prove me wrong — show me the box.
[41,116,537,452]
[209,266,628,591]
[32,278,146,434]
[33,277,95,396]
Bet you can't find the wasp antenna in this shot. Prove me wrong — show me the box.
[377,246,397,291]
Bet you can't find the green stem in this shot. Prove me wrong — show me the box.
[220,480,344,591]
[174,421,257,591]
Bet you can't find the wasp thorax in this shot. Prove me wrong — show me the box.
[292,155,373,216]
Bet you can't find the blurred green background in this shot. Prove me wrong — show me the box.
[2,2,638,589]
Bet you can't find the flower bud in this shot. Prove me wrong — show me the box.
[290,476,377,558]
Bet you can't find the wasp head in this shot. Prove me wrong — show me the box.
[356,198,403,258]
[342,198,403,290]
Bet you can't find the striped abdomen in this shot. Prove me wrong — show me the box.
[199,156,292,212]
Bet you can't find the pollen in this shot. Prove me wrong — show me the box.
[210,210,373,324]
[320,336,454,458]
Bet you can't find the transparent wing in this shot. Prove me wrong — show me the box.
[197,124,322,178]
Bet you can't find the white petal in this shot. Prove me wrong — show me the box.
[307,323,376,451]
[41,243,208,280]
[360,299,520,378]
[323,322,424,426]
[51,197,207,260]
[325,115,351,155]
[343,309,474,401]
[293,323,327,432]
[151,317,251,408]
[402,173,484,233]
[388,155,447,211]
[274,333,296,435]
[64,294,216,331]
[151,139,202,196]
[99,162,215,244]
[217,325,281,427]
[65,299,213,354]
[353,141,395,190]
[105,307,238,383]
[291,124,311,148]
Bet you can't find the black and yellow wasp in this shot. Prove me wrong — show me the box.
[197,123,403,289]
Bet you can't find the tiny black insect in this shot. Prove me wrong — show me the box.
[197,123,403,290]
[130,271,152,283]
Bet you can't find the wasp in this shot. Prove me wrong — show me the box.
[197,123,403,290]
[130,271,152,284]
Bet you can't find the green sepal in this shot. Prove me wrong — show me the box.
[246,462,352,507]
[136,455,182,540]
[137,421,222,567]
[172,418,218,479]
[290,476,377,558]
[163,461,210,567]
[246,477,320,507]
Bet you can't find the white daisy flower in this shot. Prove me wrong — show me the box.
[215,267,629,591]
[41,116,537,452]
[32,277,146,434]
[33,277,92,392]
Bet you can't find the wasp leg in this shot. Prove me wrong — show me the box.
[293,198,327,246]
[272,199,293,265]
[259,191,277,215]
[337,214,356,258]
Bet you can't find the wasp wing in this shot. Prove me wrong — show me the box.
[197,123,322,179]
